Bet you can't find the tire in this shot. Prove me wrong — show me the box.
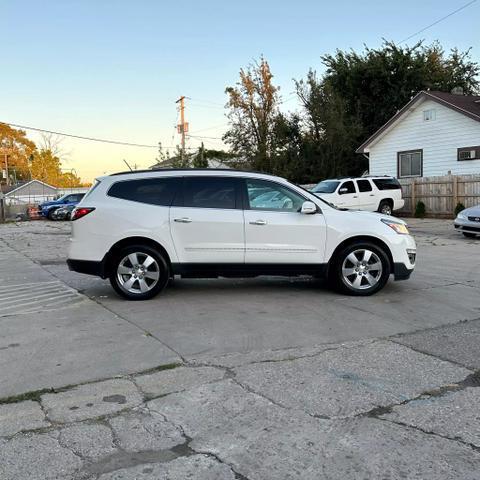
[330,242,391,296]
[47,208,58,220]
[463,232,477,238]
[378,200,393,216]
[109,244,170,300]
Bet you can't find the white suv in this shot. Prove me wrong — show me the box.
[67,170,416,300]
[311,176,405,215]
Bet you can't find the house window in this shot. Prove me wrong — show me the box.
[458,146,480,161]
[398,150,422,178]
[423,109,436,121]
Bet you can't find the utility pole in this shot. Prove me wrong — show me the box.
[176,96,188,162]
[1,151,10,186]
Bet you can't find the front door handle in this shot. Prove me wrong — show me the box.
[174,217,192,223]
[353,196,358,198]
[249,219,267,225]
[369,194,375,196]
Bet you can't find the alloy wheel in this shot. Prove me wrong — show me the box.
[341,249,383,290]
[116,252,160,294]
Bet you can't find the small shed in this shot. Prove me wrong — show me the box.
[1,180,58,205]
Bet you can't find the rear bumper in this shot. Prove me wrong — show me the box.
[393,263,414,281]
[67,259,107,278]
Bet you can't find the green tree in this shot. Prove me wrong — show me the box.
[320,41,479,144]
[193,143,208,168]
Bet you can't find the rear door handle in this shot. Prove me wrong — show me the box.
[249,219,267,225]
[174,217,192,223]
[369,194,375,196]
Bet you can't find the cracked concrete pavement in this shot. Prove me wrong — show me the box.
[0,218,480,479]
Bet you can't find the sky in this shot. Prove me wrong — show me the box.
[1,0,479,182]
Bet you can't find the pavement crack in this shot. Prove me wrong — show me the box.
[363,369,480,419]
[377,416,480,453]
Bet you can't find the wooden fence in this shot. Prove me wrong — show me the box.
[397,174,480,218]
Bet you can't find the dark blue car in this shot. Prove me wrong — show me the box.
[39,193,85,219]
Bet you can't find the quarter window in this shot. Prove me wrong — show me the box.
[246,179,305,212]
[398,150,422,178]
[356,180,373,192]
[372,178,402,190]
[183,177,237,209]
[108,178,179,206]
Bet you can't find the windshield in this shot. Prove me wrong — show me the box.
[294,183,339,209]
[311,180,340,194]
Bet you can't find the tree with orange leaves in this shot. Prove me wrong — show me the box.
[0,123,36,182]
[223,57,281,172]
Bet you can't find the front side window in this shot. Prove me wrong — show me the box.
[356,180,373,192]
[108,177,179,206]
[183,177,237,209]
[398,150,422,178]
[338,181,356,195]
[246,179,305,212]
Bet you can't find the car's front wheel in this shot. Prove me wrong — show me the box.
[463,232,477,238]
[109,245,170,300]
[330,242,391,296]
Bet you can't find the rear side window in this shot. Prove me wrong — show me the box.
[183,177,237,209]
[372,178,401,190]
[108,177,179,206]
[356,180,373,192]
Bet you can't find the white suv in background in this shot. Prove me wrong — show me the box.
[67,169,416,300]
[311,176,405,215]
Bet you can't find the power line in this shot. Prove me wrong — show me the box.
[1,121,159,148]
[187,134,223,140]
[398,0,477,43]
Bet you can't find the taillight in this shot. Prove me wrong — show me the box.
[71,207,95,221]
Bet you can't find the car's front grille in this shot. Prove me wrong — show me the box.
[468,216,480,222]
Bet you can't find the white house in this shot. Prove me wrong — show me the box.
[357,90,480,178]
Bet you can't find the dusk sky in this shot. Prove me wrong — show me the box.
[2,0,479,182]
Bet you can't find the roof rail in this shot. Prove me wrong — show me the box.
[109,168,278,177]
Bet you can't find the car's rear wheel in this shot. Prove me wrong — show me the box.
[330,242,391,296]
[378,200,393,215]
[109,245,169,300]
[463,232,477,238]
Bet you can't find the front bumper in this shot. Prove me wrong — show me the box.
[393,263,414,281]
[454,219,480,234]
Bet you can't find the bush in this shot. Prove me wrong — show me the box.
[454,202,465,216]
[415,201,426,218]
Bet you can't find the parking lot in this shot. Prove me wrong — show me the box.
[1,218,479,479]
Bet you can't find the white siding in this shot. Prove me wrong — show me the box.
[368,98,480,177]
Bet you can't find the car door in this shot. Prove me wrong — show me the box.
[335,180,359,209]
[243,178,327,264]
[355,179,376,210]
[169,176,245,263]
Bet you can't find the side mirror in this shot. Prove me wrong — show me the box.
[301,201,317,214]
[339,187,349,194]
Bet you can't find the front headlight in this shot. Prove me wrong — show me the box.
[456,212,467,220]
[381,218,410,235]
